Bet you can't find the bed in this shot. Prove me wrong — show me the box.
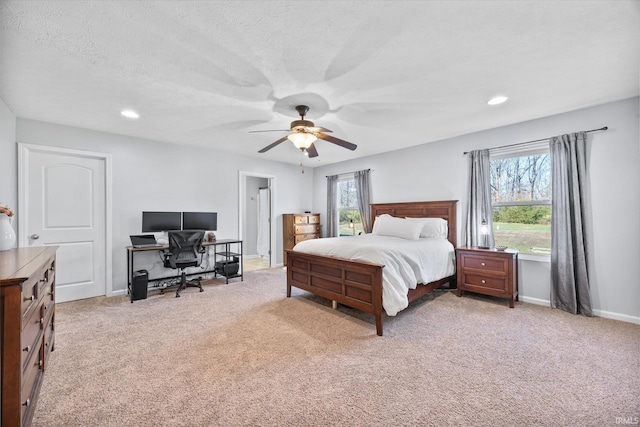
[286,200,458,336]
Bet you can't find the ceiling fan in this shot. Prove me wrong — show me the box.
[252,105,357,158]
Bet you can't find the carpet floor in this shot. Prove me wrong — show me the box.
[32,268,639,426]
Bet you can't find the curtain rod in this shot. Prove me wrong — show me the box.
[463,126,608,155]
[326,168,371,178]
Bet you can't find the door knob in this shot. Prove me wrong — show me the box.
[31,234,40,240]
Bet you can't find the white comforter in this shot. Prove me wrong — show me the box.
[292,234,456,316]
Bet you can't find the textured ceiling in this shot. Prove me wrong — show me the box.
[1,1,639,167]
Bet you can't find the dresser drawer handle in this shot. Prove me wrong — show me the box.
[23,398,30,407]
[23,345,31,352]
[39,360,43,368]
[481,279,486,284]
[481,262,486,267]
[40,317,45,325]
[25,295,35,302]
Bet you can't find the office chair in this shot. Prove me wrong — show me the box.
[163,230,205,297]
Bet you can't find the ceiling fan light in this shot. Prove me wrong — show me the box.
[288,132,317,149]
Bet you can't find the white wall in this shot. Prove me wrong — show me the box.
[0,98,17,237]
[13,118,314,293]
[312,97,640,323]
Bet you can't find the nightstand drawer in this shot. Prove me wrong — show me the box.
[455,246,518,308]
[461,255,507,274]
[462,273,507,291]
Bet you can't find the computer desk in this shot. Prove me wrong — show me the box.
[126,239,243,297]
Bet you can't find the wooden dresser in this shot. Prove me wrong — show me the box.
[455,246,518,308]
[1,246,58,427]
[282,213,321,265]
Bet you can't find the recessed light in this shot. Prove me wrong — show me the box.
[121,109,140,119]
[488,96,508,106]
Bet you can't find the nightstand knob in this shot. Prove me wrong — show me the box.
[481,279,486,284]
[481,262,486,266]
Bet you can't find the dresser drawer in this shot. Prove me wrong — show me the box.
[22,301,45,371]
[307,215,320,224]
[21,274,40,318]
[462,273,507,291]
[294,215,308,224]
[295,234,318,245]
[43,313,55,368]
[295,224,320,235]
[461,254,507,274]
[21,340,44,422]
[41,278,55,311]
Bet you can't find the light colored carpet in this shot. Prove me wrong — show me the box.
[33,268,639,426]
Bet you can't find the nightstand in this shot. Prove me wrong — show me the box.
[455,246,518,308]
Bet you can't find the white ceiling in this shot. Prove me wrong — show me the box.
[1,1,638,167]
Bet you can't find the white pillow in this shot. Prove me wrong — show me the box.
[405,217,448,239]
[372,214,424,240]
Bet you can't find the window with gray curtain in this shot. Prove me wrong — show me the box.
[466,133,593,316]
[465,149,494,248]
[326,174,338,237]
[550,132,592,316]
[354,169,372,233]
[327,170,371,237]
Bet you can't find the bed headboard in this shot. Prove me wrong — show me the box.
[370,200,458,248]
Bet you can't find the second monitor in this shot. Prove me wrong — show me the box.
[183,212,217,231]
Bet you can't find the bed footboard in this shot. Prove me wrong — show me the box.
[286,249,386,335]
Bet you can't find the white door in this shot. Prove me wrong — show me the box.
[19,144,110,302]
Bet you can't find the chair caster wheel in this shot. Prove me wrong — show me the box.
[199,288,204,292]
[175,294,180,298]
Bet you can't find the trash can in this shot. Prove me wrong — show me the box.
[131,269,148,302]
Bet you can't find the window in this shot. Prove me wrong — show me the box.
[490,148,551,255]
[337,177,364,236]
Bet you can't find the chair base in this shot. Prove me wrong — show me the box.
[175,274,203,298]
[160,271,203,297]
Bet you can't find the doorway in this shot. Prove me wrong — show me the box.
[238,171,275,271]
[18,143,112,302]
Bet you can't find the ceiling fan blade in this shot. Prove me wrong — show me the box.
[249,129,289,133]
[306,126,333,133]
[258,136,288,153]
[316,133,357,151]
[306,143,319,158]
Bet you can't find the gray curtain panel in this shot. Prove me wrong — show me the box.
[354,169,372,233]
[550,132,592,316]
[326,174,339,237]
[465,149,494,247]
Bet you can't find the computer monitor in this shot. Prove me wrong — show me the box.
[142,211,182,232]
[182,212,217,231]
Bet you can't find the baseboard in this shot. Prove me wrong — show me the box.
[244,254,259,259]
[111,289,127,297]
[519,296,640,324]
[518,296,550,306]
[592,308,640,325]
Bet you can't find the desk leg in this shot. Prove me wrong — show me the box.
[240,240,243,282]
[127,250,132,303]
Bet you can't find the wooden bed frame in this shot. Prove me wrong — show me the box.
[286,200,458,336]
